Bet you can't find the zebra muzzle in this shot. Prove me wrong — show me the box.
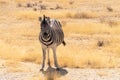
[43,32,50,39]
[43,32,48,36]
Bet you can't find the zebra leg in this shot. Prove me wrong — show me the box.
[52,47,60,70]
[40,48,46,71]
[47,49,51,67]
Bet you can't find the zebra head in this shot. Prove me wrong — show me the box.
[39,15,51,39]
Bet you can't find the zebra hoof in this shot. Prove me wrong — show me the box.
[56,68,60,71]
[40,68,44,72]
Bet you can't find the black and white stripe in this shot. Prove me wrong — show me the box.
[39,15,66,71]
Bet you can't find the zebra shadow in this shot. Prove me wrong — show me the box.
[41,66,68,80]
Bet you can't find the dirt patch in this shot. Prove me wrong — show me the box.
[0,59,120,80]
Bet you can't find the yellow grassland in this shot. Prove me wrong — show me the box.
[0,0,120,69]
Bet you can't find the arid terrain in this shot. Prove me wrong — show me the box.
[0,59,120,80]
[0,0,120,80]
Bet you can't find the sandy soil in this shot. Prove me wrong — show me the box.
[0,59,120,80]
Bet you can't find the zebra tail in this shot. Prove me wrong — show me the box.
[62,40,66,46]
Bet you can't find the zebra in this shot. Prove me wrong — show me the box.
[39,15,66,71]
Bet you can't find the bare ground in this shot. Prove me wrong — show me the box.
[0,59,120,80]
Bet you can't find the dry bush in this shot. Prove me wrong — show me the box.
[0,0,8,5]
[55,4,62,9]
[107,6,113,12]
[17,3,22,7]
[0,0,10,7]
[33,7,37,11]
[39,1,42,3]
[97,40,104,47]
[26,3,33,7]
[69,1,74,5]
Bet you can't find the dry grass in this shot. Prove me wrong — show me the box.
[63,20,120,35]
[15,11,41,20]
[0,41,21,60]
[57,45,118,68]
[66,11,99,19]
[0,0,120,70]
[3,60,26,72]
[21,51,42,64]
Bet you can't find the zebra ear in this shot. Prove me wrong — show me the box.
[43,15,46,21]
[39,17,42,22]
[43,15,45,18]
[47,17,50,20]
[43,15,46,23]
